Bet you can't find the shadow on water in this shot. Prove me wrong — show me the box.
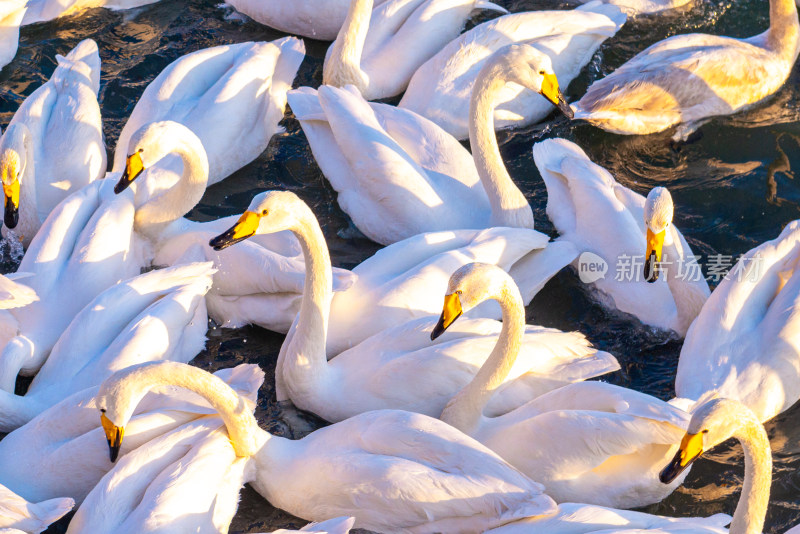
[0,0,798,531]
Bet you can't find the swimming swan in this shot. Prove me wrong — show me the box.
[0,261,213,431]
[0,1,25,72]
[0,483,72,534]
[322,0,507,100]
[533,138,710,336]
[676,220,800,423]
[489,397,772,533]
[288,44,575,245]
[114,120,356,333]
[209,191,612,421]
[399,2,625,139]
[21,0,161,25]
[112,38,305,186]
[433,262,692,509]
[571,0,800,138]
[0,363,260,505]
[225,0,391,40]
[96,360,558,533]
[0,39,105,247]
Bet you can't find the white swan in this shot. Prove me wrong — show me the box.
[0,1,25,71]
[0,484,72,534]
[533,138,710,336]
[0,39,105,247]
[398,2,625,139]
[114,120,356,333]
[209,191,613,421]
[676,220,800,423]
[112,38,304,186]
[489,397,772,533]
[0,363,260,506]
[96,360,557,533]
[0,261,213,431]
[322,0,506,100]
[264,518,356,534]
[571,0,800,138]
[288,44,575,245]
[21,0,160,25]
[433,262,692,508]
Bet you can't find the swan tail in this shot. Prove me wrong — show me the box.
[211,363,265,405]
[287,87,326,122]
[0,274,38,309]
[300,516,356,533]
[576,1,627,30]
[54,39,101,94]
[473,1,509,14]
[332,267,358,292]
[27,496,75,532]
[508,240,578,304]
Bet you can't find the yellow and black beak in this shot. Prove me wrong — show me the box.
[644,228,666,283]
[431,292,463,340]
[209,210,261,251]
[101,413,124,463]
[3,179,19,229]
[659,431,704,484]
[540,72,574,120]
[114,150,145,194]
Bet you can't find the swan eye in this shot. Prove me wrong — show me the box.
[456,290,462,295]
[100,408,106,413]
[702,429,709,434]
[539,70,545,75]
[261,209,268,216]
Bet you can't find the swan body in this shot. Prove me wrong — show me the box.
[289,44,577,245]
[322,0,507,100]
[0,364,260,505]
[0,261,213,432]
[112,38,305,186]
[98,361,558,533]
[677,220,800,423]
[533,138,710,336]
[571,0,800,137]
[432,262,690,508]
[399,2,625,139]
[67,364,264,533]
[21,0,160,25]
[491,398,772,533]
[0,484,72,534]
[0,1,25,71]
[209,191,608,422]
[0,39,105,247]
[225,0,389,41]
[115,120,357,333]
[0,177,149,389]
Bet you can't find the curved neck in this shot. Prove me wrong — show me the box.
[322,0,372,92]
[766,0,799,58]
[134,135,209,240]
[439,281,526,434]
[663,227,707,334]
[111,362,264,457]
[469,63,534,229]
[282,203,333,388]
[730,408,772,534]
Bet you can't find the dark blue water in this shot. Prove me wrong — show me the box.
[2,0,800,531]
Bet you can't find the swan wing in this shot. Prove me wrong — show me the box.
[274,410,555,533]
[0,276,37,310]
[0,483,72,533]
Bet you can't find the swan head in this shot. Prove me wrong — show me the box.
[431,263,512,340]
[487,44,573,119]
[114,120,208,196]
[659,398,755,484]
[643,187,674,283]
[0,124,29,230]
[209,190,303,251]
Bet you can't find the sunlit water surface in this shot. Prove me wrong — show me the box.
[2,0,800,531]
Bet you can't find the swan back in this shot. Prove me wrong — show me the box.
[113,38,305,185]
[0,0,25,71]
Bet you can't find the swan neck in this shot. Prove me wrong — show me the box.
[323,0,372,91]
[284,207,333,379]
[767,0,799,57]
[469,64,533,229]
[134,136,209,239]
[663,227,706,334]
[122,363,263,458]
[440,281,526,434]
[3,124,37,221]
[729,410,771,534]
